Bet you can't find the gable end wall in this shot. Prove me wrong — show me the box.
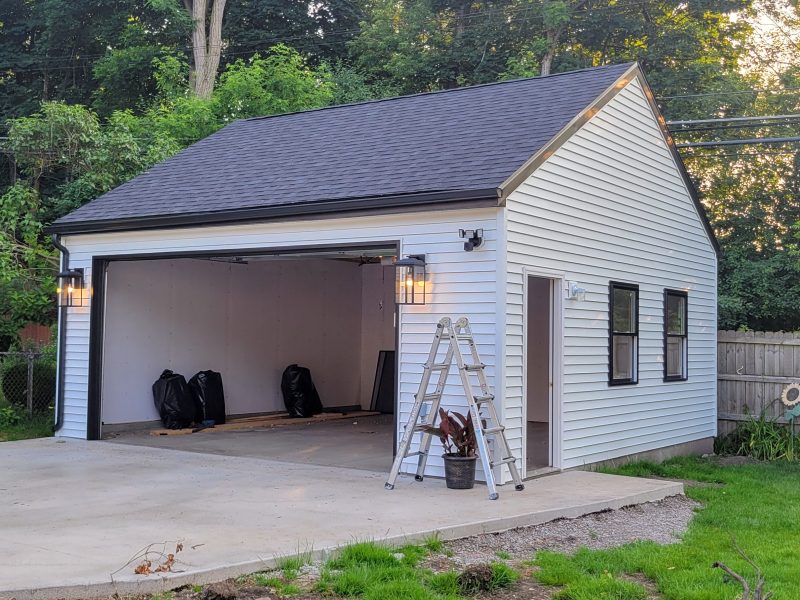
[504,77,718,470]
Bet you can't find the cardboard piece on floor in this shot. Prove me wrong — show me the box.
[149,410,380,436]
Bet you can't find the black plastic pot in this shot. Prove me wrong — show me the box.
[443,454,478,489]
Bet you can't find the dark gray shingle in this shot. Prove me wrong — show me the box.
[54,63,633,230]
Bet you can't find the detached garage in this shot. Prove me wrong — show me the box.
[48,61,718,481]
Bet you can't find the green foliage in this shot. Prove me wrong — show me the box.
[91,17,178,116]
[319,541,465,599]
[214,45,334,122]
[0,183,56,339]
[423,533,444,552]
[538,457,800,599]
[327,63,400,105]
[715,413,799,461]
[424,570,460,596]
[0,44,334,339]
[0,405,21,427]
[0,360,56,411]
[551,572,647,600]
[0,405,53,441]
[489,561,520,588]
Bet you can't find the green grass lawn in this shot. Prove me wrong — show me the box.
[534,457,800,599]
[0,400,53,442]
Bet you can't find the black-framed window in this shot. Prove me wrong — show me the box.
[609,282,639,385]
[664,289,688,381]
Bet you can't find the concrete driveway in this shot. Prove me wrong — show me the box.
[1,438,682,599]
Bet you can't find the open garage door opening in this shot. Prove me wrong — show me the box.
[96,245,399,473]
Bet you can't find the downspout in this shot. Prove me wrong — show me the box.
[51,234,68,433]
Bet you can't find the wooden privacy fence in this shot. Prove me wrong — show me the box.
[718,330,800,433]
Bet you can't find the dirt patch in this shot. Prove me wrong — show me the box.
[711,454,761,467]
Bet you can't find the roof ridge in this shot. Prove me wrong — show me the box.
[240,62,637,124]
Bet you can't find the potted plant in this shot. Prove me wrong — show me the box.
[422,408,478,489]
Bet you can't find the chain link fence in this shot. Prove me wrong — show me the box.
[0,351,57,415]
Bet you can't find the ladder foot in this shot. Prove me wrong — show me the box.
[415,475,424,481]
[515,484,525,491]
[489,492,499,500]
[385,483,394,490]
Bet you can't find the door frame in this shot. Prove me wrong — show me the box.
[521,267,564,475]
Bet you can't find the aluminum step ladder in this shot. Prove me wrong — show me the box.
[385,316,525,500]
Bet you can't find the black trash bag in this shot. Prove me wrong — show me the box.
[152,369,197,429]
[188,370,226,425]
[281,364,323,418]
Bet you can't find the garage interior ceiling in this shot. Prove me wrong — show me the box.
[202,247,397,265]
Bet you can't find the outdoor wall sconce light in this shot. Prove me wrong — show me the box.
[567,281,586,302]
[56,268,84,307]
[395,255,426,305]
[459,228,484,251]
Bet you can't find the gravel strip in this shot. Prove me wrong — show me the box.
[445,494,699,565]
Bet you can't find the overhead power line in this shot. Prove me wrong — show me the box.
[667,114,800,127]
[677,136,800,148]
[656,87,800,100]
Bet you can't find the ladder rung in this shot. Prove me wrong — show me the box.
[418,393,441,402]
[455,334,473,341]
[463,363,485,371]
[483,425,505,435]
[491,456,517,467]
[473,395,494,404]
[428,363,450,370]
[405,450,427,457]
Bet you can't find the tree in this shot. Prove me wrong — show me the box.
[0,44,336,342]
[186,0,228,98]
[213,45,333,121]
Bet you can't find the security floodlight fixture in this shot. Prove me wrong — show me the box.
[459,229,484,251]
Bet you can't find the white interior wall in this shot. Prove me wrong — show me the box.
[359,263,397,409]
[101,257,393,425]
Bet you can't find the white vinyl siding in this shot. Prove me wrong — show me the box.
[58,207,500,477]
[504,77,717,470]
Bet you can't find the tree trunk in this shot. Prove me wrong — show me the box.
[186,0,227,99]
[540,28,561,76]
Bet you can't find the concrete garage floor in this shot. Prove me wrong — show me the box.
[110,414,394,472]
[1,438,683,599]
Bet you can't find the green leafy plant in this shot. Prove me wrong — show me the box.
[422,533,443,552]
[0,406,21,427]
[419,408,477,457]
[715,412,798,462]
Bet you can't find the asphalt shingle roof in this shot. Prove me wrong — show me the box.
[54,63,634,231]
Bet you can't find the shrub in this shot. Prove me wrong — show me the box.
[1,361,56,412]
[0,406,21,427]
[715,413,798,461]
